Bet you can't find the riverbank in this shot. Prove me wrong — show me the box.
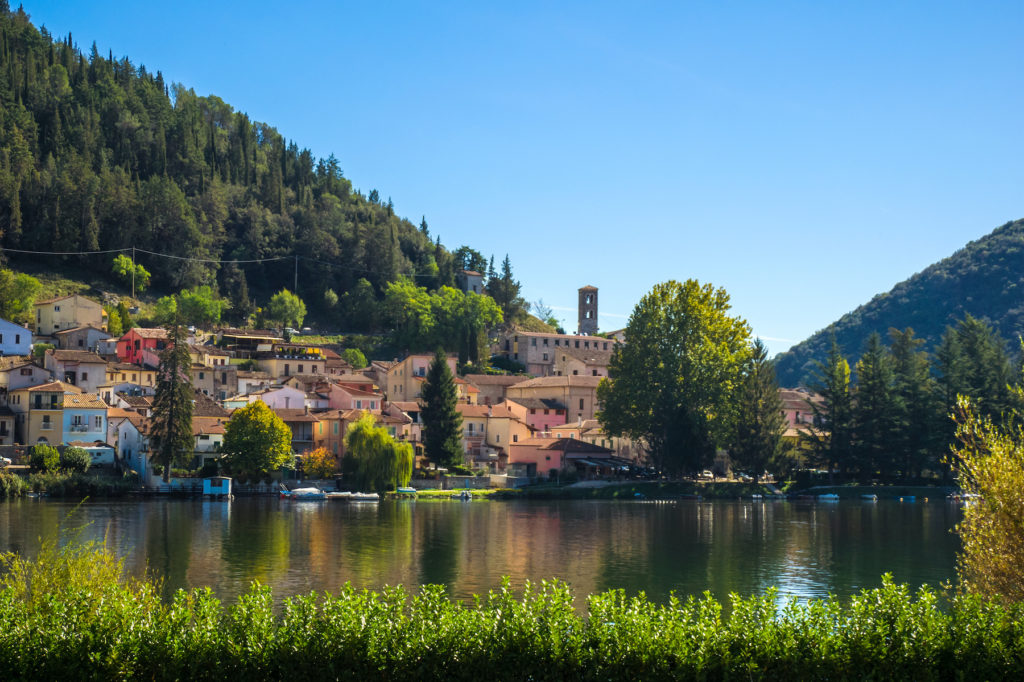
[0,538,1016,680]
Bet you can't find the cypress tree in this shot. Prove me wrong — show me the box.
[731,339,789,482]
[420,349,463,468]
[149,321,194,482]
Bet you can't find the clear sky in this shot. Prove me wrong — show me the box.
[23,1,1024,355]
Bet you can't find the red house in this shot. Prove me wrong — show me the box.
[116,327,169,365]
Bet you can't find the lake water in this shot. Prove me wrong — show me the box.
[0,497,962,605]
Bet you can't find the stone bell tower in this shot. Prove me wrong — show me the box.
[578,285,598,335]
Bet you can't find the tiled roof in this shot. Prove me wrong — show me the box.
[193,390,230,417]
[192,416,228,436]
[508,375,603,389]
[63,393,107,409]
[0,356,36,371]
[53,324,109,336]
[116,393,152,407]
[389,401,422,412]
[506,397,567,411]
[512,437,612,454]
[27,381,82,393]
[455,404,516,419]
[463,373,530,387]
[49,349,106,363]
[126,327,168,340]
[33,294,77,306]
[578,285,598,291]
[273,408,320,422]
[107,362,149,372]
[557,346,613,365]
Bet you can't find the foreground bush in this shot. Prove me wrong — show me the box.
[0,541,1022,680]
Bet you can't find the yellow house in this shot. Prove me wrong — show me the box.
[33,294,104,334]
[105,362,158,388]
[386,353,461,402]
[255,344,326,379]
[8,380,82,445]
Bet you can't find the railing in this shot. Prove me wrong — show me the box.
[69,424,90,432]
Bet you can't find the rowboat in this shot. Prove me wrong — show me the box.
[281,487,326,501]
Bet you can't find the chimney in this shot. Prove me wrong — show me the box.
[304,405,310,415]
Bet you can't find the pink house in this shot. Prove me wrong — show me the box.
[506,437,614,478]
[779,388,822,428]
[116,328,168,365]
[326,384,384,413]
[504,397,568,433]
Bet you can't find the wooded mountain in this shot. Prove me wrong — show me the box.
[0,4,471,324]
[775,218,1024,387]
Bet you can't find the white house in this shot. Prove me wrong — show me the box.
[0,319,31,356]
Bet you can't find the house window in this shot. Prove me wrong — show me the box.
[78,339,83,347]
[584,341,590,348]
[312,366,317,374]
[54,305,61,312]
[544,409,549,415]
[333,422,338,434]
[94,416,102,428]
[298,364,304,373]
[468,423,473,432]
[573,370,578,375]
[531,338,536,346]
[542,353,548,361]
[199,435,210,441]
[513,434,518,443]
[72,415,84,425]
[41,416,51,430]
[579,398,585,409]
[199,372,205,380]
[284,364,290,376]
[575,340,580,348]
[529,408,536,415]
[603,342,608,350]
[543,339,548,346]
[356,400,362,409]
[496,434,500,442]
[592,370,598,376]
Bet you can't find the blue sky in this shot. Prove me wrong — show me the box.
[25,1,1024,355]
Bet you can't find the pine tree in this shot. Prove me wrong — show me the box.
[852,332,900,480]
[731,339,789,482]
[804,334,854,482]
[149,321,194,482]
[420,349,463,468]
[889,327,937,479]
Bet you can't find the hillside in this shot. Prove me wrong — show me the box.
[775,218,1024,387]
[0,5,486,329]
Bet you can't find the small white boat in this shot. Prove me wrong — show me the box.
[350,492,380,502]
[861,494,878,501]
[281,487,327,501]
[818,493,840,501]
[397,487,418,495]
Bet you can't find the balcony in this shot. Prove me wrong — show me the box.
[69,424,90,433]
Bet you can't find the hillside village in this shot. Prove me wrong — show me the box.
[0,279,817,490]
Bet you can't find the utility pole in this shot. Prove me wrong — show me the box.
[131,247,136,299]
[294,255,298,293]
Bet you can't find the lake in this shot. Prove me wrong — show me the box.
[0,497,962,605]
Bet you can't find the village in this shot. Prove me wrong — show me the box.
[0,279,815,493]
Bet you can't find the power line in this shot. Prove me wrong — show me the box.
[1,246,129,256]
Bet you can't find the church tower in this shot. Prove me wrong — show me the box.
[578,285,598,335]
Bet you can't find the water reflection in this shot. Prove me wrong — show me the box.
[0,498,961,605]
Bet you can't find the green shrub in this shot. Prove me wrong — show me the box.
[0,470,27,499]
[60,446,91,473]
[29,444,60,472]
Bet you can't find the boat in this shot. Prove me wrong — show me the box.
[861,494,878,501]
[818,493,840,501]
[281,487,327,501]
[750,494,763,500]
[350,492,380,502]
[451,490,473,500]
[326,491,352,501]
[397,487,418,495]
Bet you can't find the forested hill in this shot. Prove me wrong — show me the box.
[0,5,473,321]
[775,218,1024,387]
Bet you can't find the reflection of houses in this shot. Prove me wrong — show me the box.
[43,349,107,394]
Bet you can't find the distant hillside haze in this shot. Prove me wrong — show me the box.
[775,218,1024,387]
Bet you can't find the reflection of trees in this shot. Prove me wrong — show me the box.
[328,501,414,591]
[416,502,460,589]
[145,500,194,600]
[220,499,290,592]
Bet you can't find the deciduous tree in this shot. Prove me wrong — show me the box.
[343,413,414,491]
[222,401,292,480]
[266,288,306,329]
[597,280,750,476]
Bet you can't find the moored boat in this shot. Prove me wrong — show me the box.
[326,491,352,501]
[281,487,327,501]
[351,492,380,502]
[818,493,840,501]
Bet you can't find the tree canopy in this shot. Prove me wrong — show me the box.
[149,323,194,482]
[0,269,40,323]
[597,280,750,476]
[343,413,413,492]
[221,401,292,480]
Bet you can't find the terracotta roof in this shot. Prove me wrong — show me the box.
[192,416,228,436]
[335,373,376,385]
[389,401,422,412]
[453,377,479,392]
[506,397,567,411]
[48,350,105,365]
[53,324,109,337]
[552,419,601,430]
[455,404,516,419]
[107,362,150,372]
[126,327,168,340]
[508,375,603,389]
[512,437,612,454]
[463,374,530,387]
[460,269,483,277]
[335,385,383,398]
[117,393,152,407]
[193,390,230,417]
[557,346,613,365]
[578,285,598,291]
[0,356,36,371]
[26,381,82,393]
[63,393,107,409]
[273,408,320,422]
[502,328,619,343]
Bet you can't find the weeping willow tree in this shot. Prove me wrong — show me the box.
[343,414,414,492]
[949,395,1024,601]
